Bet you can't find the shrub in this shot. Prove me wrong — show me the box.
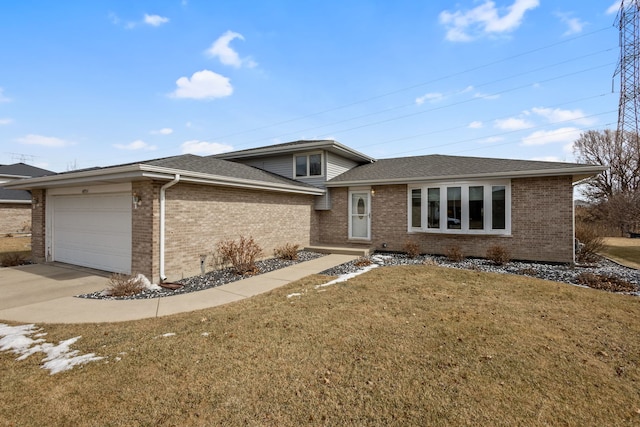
[217,236,264,275]
[445,246,464,262]
[354,257,372,267]
[575,221,605,263]
[274,243,299,261]
[1,253,26,267]
[403,240,421,258]
[575,272,638,293]
[105,273,146,297]
[486,245,510,265]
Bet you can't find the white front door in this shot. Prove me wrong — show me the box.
[349,190,370,240]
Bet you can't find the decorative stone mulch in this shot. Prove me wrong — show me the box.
[320,253,640,295]
[77,251,325,300]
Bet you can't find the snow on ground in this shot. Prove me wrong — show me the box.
[0,323,103,375]
[315,263,379,289]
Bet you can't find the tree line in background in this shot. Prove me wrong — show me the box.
[574,129,640,237]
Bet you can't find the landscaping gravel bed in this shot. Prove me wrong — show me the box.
[79,250,639,300]
[320,253,640,295]
[78,251,325,300]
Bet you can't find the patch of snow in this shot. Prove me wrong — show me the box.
[287,292,302,298]
[316,264,379,289]
[201,332,209,337]
[158,333,176,338]
[0,323,103,375]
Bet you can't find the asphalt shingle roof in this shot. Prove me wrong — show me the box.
[145,154,319,189]
[0,163,54,178]
[328,154,599,183]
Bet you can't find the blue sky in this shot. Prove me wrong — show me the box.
[0,0,624,172]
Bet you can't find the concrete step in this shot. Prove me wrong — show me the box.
[304,245,371,257]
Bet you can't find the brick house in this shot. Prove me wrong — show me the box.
[6,140,604,283]
[0,163,54,234]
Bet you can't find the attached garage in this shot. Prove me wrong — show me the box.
[48,187,132,274]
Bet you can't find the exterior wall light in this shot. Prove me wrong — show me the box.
[132,192,142,209]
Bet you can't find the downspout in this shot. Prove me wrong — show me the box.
[159,174,180,282]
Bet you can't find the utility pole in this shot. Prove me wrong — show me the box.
[614,0,640,142]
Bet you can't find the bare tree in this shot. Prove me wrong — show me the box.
[574,129,640,234]
[573,129,640,200]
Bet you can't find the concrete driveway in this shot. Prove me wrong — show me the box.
[0,263,108,311]
[0,254,358,324]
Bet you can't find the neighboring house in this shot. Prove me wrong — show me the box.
[0,163,54,234]
[5,140,605,283]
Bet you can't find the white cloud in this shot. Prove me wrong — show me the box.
[530,107,596,126]
[16,134,72,147]
[415,92,444,105]
[170,70,233,100]
[0,118,13,125]
[181,140,233,155]
[0,88,11,103]
[114,140,157,151]
[521,127,582,146]
[531,155,563,162]
[494,117,534,130]
[150,127,173,135]
[469,121,483,129]
[143,14,169,26]
[473,91,500,100]
[556,13,586,36]
[205,30,257,68]
[439,0,540,42]
[607,1,621,15]
[483,136,504,143]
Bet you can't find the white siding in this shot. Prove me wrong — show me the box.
[236,155,293,179]
[326,152,359,180]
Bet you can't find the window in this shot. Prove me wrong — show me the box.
[408,181,510,234]
[294,153,323,178]
[427,188,440,229]
[411,189,421,228]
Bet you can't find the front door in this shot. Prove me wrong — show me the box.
[349,190,370,240]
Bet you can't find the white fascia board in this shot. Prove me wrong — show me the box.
[218,140,376,163]
[325,166,607,187]
[140,165,325,195]
[5,164,324,195]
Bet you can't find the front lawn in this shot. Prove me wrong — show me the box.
[1,265,639,426]
[601,237,640,269]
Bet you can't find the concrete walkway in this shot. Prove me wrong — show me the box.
[0,254,357,324]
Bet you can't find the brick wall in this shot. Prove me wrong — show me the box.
[160,183,317,282]
[0,204,31,234]
[131,181,160,280]
[318,176,575,263]
[30,189,46,262]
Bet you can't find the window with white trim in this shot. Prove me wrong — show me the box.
[294,152,323,178]
[408,181,511,234]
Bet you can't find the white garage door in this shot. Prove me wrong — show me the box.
[51,193,132,273]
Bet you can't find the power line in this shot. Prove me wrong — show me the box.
[204,26,614,145]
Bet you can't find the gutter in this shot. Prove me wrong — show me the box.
[326,166,607,187]
[159,174,180,282]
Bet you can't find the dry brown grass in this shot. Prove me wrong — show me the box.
[2,266,640,426]
[0,236,31,265]
[600,237,640,269]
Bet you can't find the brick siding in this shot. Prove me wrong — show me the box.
[157,182,317,282]
[30,189,46,263]
[0,204,31,234]
[318,176,575,263]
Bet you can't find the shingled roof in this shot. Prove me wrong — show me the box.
[0,163,54,178]
[327,154,605,186]
[4,154,324,195]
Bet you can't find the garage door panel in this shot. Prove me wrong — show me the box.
[52,193,132,273]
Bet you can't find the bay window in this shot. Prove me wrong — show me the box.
[408,181,510,234]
